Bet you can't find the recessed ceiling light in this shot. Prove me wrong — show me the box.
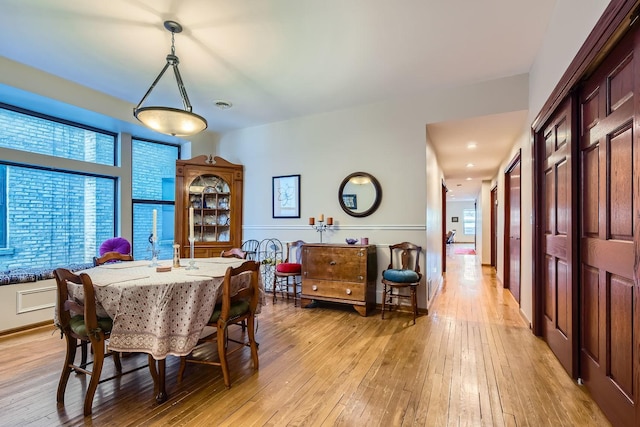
[467,142,477,149]
[466,163,475,168]
[214,100,233,110]
[466,177,472,181]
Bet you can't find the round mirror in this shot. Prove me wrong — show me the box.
[338,172,382,217]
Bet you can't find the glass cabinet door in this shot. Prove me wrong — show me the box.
[188,174,231,242]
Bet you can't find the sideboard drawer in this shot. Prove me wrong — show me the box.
[302,279,364,301]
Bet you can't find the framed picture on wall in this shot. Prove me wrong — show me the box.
[272,175,300,218]
[452,216,459,222]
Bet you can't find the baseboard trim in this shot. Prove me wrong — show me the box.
[0,320,53,337]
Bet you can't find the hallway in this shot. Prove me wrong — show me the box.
[435,244,609,425]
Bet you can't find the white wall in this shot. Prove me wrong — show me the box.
[219,74,529,310]
[445,201,476,244]
[501,0,610,326]
[0,0,612,330]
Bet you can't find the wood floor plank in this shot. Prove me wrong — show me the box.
[0,246,612,426]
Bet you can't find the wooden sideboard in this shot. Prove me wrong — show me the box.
[300,243,377,316]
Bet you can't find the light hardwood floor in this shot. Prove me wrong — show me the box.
[0,248,610,426]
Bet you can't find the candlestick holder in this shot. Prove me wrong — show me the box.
[310,220,332,243]
[185,237,198,270]
[149,236,160,267]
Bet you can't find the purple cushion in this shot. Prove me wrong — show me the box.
[99,237,131,256]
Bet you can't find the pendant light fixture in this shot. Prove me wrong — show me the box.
[133,20,207,137]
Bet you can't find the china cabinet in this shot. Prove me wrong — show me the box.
[175,155,243,258]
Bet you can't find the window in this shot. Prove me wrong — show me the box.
[0,103,116,165]
[0,105,118,270]
[463,208,476,235]
[131,139,179,260]
[0,165,6,248]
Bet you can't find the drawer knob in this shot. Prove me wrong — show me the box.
[329,261,336,265]
[358,275,363,281]
[346,288,352,295]
[312,285,318,291]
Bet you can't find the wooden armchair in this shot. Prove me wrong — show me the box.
[220,247,247,259]
[54,268,122,416]
[178,261,260,388]
[93,251,134,266]
[381,242,423,324]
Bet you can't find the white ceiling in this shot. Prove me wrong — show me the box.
[1,0,556,201]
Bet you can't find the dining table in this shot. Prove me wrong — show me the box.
[76,256,256,403]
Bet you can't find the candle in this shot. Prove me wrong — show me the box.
[152,209,157,242]
[327,217,333,225]
[318,214,324,222]
[309,217,315,225]
[189,207,194,240]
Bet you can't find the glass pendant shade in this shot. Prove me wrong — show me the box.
[134,106,207,137]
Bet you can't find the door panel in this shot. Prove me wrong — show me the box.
[578,27,639,427]
[504,154,521,304]
[540,96,575,377]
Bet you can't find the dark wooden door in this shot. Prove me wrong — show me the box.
[578,27,639,427]
[491,186,497,267]
[504,154,521,303]
[539,97,576,377]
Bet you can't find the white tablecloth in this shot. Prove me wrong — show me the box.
[75,258,254,359]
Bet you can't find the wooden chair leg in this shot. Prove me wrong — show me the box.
[272,274,278,304]
[80,341,88,370]
[83,338,105,416]
[57,336,78,403]
[247,314,259,371]
[411,287,417,325]
[381,284,387,319]
[218,324,231,388]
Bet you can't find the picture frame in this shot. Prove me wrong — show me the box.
[452,216,459,222]
[272,175,300,218]
[342,194,357,209]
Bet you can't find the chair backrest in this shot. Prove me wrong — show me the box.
[54,268,99,335]
[387,242,422,274]
[241,239,260,260]
[94,251,134,266]
[220,248,247,259]
[284,240,305,264]
[219,261,260,322]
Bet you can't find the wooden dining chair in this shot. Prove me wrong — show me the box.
[381,242,423,324]
[93,251,134,266]
[220,247,247,259]
[178,261,260,388]
[54,268,122,416]
[272,240,305,305]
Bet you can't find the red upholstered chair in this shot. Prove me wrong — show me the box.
[381,242,422,324]
[272,240,305,305]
